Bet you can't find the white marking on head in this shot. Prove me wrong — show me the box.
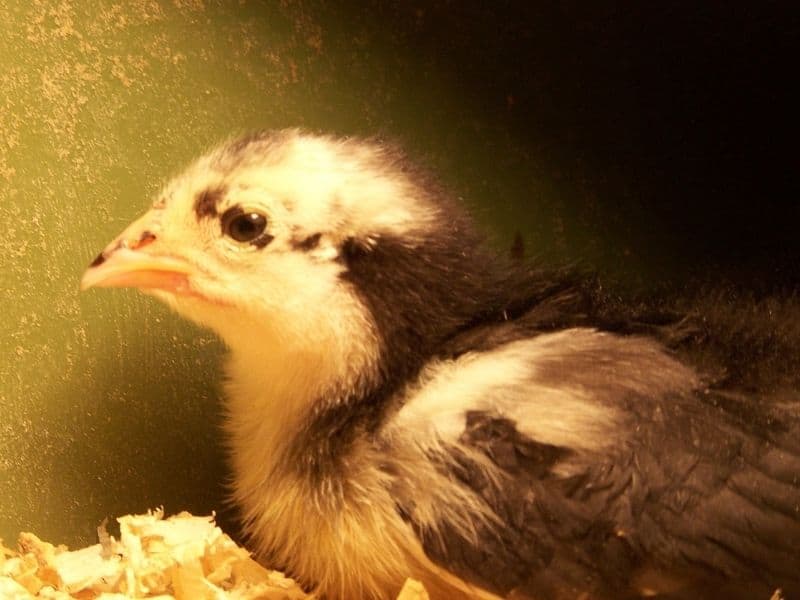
[130,130,444,366]
[192,130,438,245]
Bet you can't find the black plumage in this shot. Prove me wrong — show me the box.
[322,166,800,597]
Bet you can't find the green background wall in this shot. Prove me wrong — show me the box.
[0,1,794,547]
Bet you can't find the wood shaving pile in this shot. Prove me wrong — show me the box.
[0,509,429,600]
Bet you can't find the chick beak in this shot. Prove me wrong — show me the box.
[80,224,193,295]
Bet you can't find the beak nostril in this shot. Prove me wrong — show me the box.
[133,230,156,249]
[89,252,106,268]
[118,230,157,252]
[90,231,157,268]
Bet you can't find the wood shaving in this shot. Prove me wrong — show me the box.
[0,509,308,599]
[0,510,428,600]
[395,578,429,600]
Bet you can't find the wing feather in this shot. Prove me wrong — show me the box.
[396,332,800,599]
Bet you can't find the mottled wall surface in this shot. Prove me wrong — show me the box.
[1,1,795,547]
[0,0,259,546]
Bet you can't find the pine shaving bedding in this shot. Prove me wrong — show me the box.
[0,509,428,600]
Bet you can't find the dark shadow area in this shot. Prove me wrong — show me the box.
[296,1,799,290]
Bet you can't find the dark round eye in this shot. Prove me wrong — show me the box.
[221,208,268,243]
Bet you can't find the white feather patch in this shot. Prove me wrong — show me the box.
[395,328,697,452]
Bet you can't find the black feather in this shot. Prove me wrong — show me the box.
[413,380,800,598]
[333,212,800,597]
[420,299,800,597]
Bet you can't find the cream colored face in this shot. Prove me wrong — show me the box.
[81,132,433,351]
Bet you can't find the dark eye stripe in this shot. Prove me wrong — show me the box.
[194,187,227,220]
[292,232,322,251]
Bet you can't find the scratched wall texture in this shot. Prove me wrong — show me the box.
[0,1,795,547]
[0,0,255,546]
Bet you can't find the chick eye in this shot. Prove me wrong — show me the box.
[221,208,268,243]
